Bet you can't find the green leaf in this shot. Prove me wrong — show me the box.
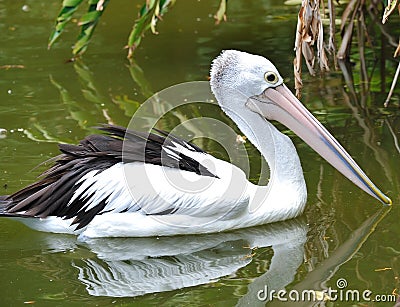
[48,0,84,48]
[50,0,178,59]
[127,0,176,58]
[78,10,102,26]
[73,0,110,57]
[63,0,84,6]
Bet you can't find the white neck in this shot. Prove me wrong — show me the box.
[221,102,307,220]
[222,105,303,182]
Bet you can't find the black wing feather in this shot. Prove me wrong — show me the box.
[1,124,217,229]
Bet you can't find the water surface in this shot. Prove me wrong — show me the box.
[1,0,400,305]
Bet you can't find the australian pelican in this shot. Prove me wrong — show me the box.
[0,50,391,239]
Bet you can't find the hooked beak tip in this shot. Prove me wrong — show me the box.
[383,196,392,206]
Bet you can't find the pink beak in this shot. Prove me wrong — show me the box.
[246,83,391,205]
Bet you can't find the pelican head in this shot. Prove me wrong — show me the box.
[210,50,391,205]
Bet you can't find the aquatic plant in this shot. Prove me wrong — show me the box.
[48,0,399,102]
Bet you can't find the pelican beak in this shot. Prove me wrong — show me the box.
[246,83,392,205]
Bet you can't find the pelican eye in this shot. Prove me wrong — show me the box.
[264,71,279,84]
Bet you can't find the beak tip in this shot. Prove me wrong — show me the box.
[379,193,392,206]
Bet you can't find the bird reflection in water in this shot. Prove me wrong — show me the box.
[43,219,307,298]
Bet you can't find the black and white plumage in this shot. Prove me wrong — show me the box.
[0,50,391,239]
[1,126,224,229]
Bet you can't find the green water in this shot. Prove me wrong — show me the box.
[1,0,400,306]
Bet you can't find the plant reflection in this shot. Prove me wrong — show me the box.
[264,208,391,307]
[338,58,400,190]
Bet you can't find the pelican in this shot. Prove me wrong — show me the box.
[0,50,391,239]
